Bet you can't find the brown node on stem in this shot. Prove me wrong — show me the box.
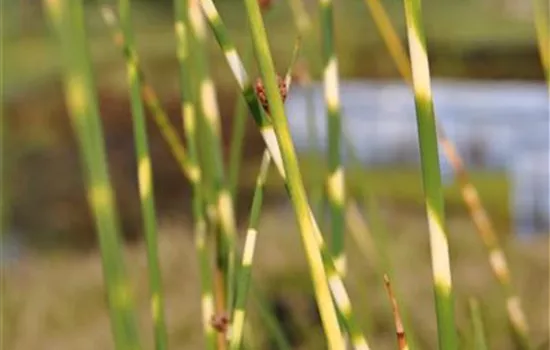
[211,312,230,333]
[255,74,288,114]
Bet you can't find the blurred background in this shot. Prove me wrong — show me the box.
[2,0,549,349]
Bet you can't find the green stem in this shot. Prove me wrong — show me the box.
[230,150,271,350]
[101,8,196,181]
[174,1,216,348]
[319,0,346,277]
[357,0,532,345]
[116,2,168,348]
[469,298,489,350]
[189,0,238,321]
[403,0,458,347]
[44,1,140,349]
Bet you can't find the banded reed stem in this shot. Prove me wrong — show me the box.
[101,8,196,181]
[360,0,532,346]
[229,150,271,350]
[116,1,168,348]
[174,0,216,348]
[320,0,346,278]
[403,0,458,347]
[188,1,239,346]
[45,1,141,348]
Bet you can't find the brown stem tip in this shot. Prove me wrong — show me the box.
[255,75,288,114]
[383,274,408,350]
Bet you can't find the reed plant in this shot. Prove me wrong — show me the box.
[174,1,216,348]
[116,1,168,348]
[319,0,347,278]
[359,0,533,346]
[199,1,371,348]
[43,0,544,348]
[44,1,141,349]
[403,0,458,347]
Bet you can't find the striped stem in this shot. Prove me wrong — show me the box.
[439,131,532,348]
[189,0,239,328]
[241,1,371,349]
[44,1,141,349]
[359,1,532,345]
[101,8,196,181]
[468,298,489,350]
[403,0,458,347]
[116,1,168,348]
[320,0,346,277]
[229,150,271,350]
[199,1,370,348]
[174,1,216,348]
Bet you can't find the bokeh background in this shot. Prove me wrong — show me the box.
[2,0,549,349]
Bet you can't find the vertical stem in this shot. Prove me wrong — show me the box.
[357,0,532,345]
[230,150,271,350]
[533,0,550,89]
[115,2,168,349]
[319,0,346,277]
[174,1,216,348]
[228,94,249,202]
[241,0,344,346]
[43,1,141,349]
[189,3,238,348]
[468,298,489,350]
[403,0,458,348]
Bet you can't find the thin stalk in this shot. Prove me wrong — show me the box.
[199,2,371,348]
[439,129,532,349]
[228,92,249,202]
[533,0,550,90]
[241,1,369,348]
[174,0,216,348]
[43,1,140,349]
[101,8,196,181]
[359,1,532,345]
[189,0,239,337]
[383,274,409,350]
[228,40,302,349]
[403,0,458,347]
[230,150,271,350]
[320,0,346,277]
[468,298,489,350]
[115,2,168,348]
[361,0,411,82]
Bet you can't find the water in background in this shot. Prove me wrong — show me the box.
[284,79,550,237]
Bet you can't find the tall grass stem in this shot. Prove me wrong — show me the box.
[116,1,168,348]
[403,0,458,347]
[44,1,141,348]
